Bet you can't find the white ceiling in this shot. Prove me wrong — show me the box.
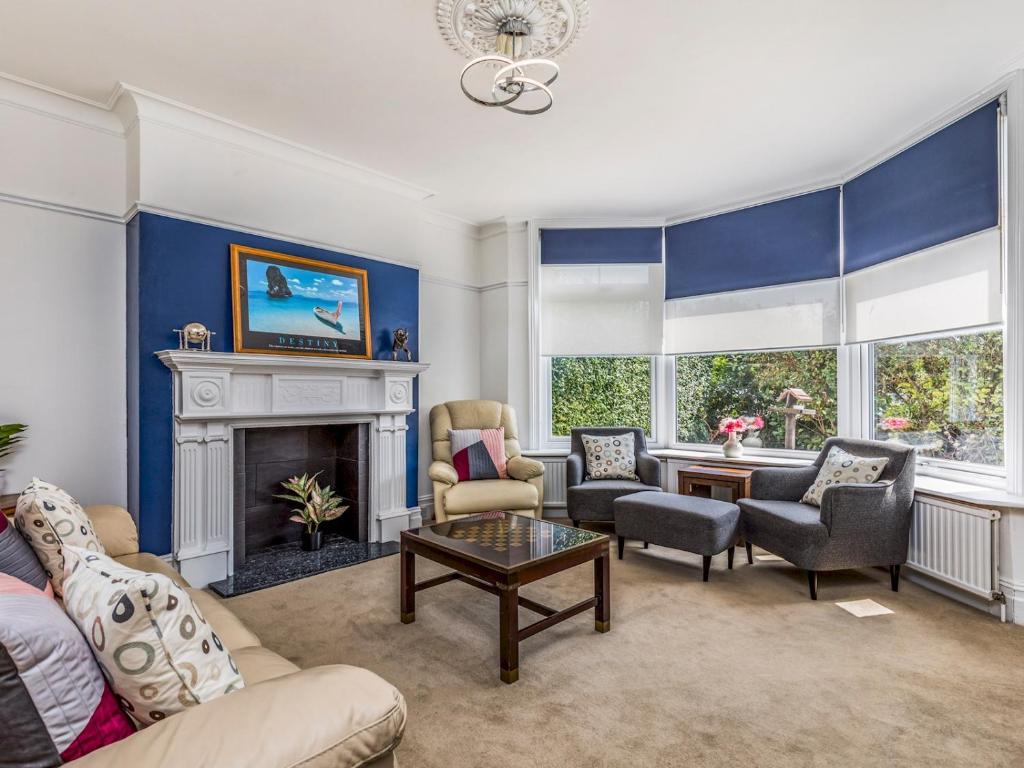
[2,1,1024,224]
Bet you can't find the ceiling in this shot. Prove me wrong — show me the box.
[2,1,1024,224]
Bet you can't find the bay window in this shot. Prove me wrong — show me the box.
[675,349,838,452]
[550,356,653,438]
[872,328,1004,468]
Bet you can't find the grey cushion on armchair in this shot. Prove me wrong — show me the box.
[738,437,916,572]
[566,427,662,523]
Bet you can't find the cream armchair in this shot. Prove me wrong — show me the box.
[428,400,544,522]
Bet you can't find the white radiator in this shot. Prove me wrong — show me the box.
[539,458,567,510]
[907,496,1001,600]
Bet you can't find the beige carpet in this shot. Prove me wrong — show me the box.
[226,534,1024,768]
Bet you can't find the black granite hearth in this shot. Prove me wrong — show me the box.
[208,533,398,597]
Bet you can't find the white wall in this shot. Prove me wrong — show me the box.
[477,220,531,444]
[0,202,127,504]
[0,81,128,504]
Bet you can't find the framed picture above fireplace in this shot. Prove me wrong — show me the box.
[230,244,372,359]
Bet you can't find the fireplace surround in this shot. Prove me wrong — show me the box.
[158,350,429,587]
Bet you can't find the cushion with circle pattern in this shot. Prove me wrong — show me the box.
[801,446,890,507]
[61,546,245,728]
[14,478,104,598]
[581,433,638,480]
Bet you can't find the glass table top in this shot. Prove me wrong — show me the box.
[404,512,606,569]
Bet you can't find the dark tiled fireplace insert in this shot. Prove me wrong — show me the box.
[207,423,397,597]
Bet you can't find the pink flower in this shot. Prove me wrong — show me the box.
[718,417,748,434]
[745,415,765,430]
[880,416,910,431]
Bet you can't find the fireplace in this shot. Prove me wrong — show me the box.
[158,350,429,588]
[232,423,369,567]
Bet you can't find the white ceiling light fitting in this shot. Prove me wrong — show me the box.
[437,0,590,116]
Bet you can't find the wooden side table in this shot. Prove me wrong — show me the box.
[678,465,754,563]
[678,465,753,501]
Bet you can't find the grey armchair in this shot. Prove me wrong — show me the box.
[567,427,662,527]
[738,437,916,600]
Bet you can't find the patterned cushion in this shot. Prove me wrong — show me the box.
[0,573,135,766]
[62,547,245,728]
[14,478,104,598]
[582,433,637,480]
[449,428,508,481]
[802,446,890,507]
[0,513,52,595]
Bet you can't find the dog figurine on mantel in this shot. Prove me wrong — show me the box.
[391,328,412,361]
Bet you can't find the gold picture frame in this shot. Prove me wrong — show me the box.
[230,244,372,359]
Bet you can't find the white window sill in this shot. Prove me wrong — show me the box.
[523,449,1024,511]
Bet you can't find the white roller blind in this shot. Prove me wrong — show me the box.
[844,228,1002,343]
[663,278,841,354]
[540,263,664,356]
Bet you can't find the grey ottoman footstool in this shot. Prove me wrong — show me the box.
[613,491,741,582]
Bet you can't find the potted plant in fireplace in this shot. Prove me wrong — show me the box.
[276,472,348,552]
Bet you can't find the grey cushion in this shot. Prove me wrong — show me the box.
[567,480,662,522]
[0,514,48,591]
[738,498,829,568]
[614,491,740,557]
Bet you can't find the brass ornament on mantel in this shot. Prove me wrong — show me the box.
[175,322,215,351]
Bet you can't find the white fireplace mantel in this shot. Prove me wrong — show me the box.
[157,350,430,587]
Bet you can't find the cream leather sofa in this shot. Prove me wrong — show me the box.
[428,400,544,522]
[56,504,406,768]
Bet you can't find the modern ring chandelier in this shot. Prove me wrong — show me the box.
[437,0,590,115]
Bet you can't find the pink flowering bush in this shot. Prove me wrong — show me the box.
[879,416,911,432]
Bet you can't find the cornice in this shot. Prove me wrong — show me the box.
[114,84,437,203]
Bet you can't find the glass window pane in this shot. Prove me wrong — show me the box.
[873,329,1003,466]
[550,357,652,437]
[675,349,838,451]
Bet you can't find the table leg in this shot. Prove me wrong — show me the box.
[400,545,415,624]
[499,585,519,684]
[595,548,611,633]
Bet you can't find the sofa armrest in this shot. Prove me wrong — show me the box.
[818,481,895,536]
[68,665,406,768]
[84,505,139,558]
[566,453,585,488]
[636,452,662,487]
[750,466,819,502]
[428,461,458,487]
[507,456,544,481]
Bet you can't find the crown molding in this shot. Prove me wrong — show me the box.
[665,71,1021,227]
[113,83,437,203]
[418,207,483,238]
[840,72,1016,184]
[664,179,842,228]
[0,72,124,136]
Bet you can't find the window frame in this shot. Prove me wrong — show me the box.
[541,354,661,450]
[668,345,840,460]
[866,324,1007,487]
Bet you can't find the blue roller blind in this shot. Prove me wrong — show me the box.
[843,100,999,273]
[540,227,663,265]
[664,187,840,299]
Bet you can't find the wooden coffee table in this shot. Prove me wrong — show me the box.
[400,511,611,684]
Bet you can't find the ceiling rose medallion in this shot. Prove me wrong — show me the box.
[436,0,591,115]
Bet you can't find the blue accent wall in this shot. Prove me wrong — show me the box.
[844,100,999,272]
[540,227,663,264]
[664,187,840,299]
[128,212,419,555]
